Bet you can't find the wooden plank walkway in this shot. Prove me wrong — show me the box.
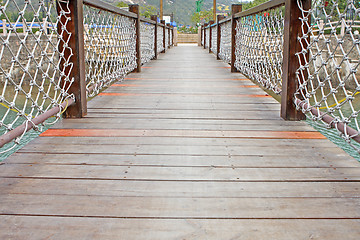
[1,44,360,239]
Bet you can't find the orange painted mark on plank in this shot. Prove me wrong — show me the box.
[98,92,272,98]
[41,129,326,139]
[142,66,152,68]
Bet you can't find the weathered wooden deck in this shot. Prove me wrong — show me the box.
[1,44,360,239]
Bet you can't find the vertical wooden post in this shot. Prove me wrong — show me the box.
[166,23,171,48]
[151,15,158,60]
[57,0,87,118]
[208,20,214,53]
[129,4,141,73]
[160,0,163,20]
[281,0,309,120]
[217,15,225,60]
[213,0,216,21]
[2,19,7,36]
[161,20,166,53]
[174,27,178,46]
[231,4,242,72]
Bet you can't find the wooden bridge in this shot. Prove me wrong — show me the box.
[1,44,360,239]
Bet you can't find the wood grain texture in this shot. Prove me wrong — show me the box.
[1,44,360,238]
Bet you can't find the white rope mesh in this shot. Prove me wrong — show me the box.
[165,26,169,49]
[219,20,231,63]
[169,28,173,46]
[157,25,164,54]
[205,27,210,48]
[295,0,360,151]
[211,25,217,54]
[140,21,155,65]
[234,7,285,94]
[0,0,74,153]
[83,5,137,97]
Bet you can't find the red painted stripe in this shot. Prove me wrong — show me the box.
[41,129,326,139]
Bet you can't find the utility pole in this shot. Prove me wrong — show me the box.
[160,0,163,20]
[213,0,216,21]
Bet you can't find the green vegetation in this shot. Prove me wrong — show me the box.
[191,9,213,25]
[117,1,157,18]
[177,25,198,34]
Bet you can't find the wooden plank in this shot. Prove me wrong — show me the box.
[1,217,360,240]
[52,118,313,126]
[1,194,360,218]
[1,178,360,197]
[26,137,338,148]
[52,122,314,131]
[0,164,359,181]
[6,152,358,167]
[17,143,346,157]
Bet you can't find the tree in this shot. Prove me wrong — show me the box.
[191,9,213,25]
[116,1,128,8]
[243,0,269,11]
[116,2,157,19]
[140,5,158,18]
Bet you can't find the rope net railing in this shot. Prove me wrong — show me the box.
[0,0,74,153]
[170,28,173,47]
[218,20,231,63]
[157,25,164,54]
[0,1,173,155]
[234,6,285,94]
[83,4,137,97]
[165,26,169,49]
[211,25,217,54]
[140,21,155,65]
[295,0,360,152]
[205,27,210,49]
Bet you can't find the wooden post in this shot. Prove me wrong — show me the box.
[281,0,309,120]
[231,4,242,72]
[2,19,7,36]
[213,0,216,21]
[161,20,166,53]
[57,0,87,118]
[217,15,225,60]
[129,4,141,72]
[160,0,163,20]
[208,20,214,53]
[174,27,178,46]
[151,15,157,60]
[166,23,171,48]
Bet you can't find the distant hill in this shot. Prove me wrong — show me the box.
[103,0,249,25]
